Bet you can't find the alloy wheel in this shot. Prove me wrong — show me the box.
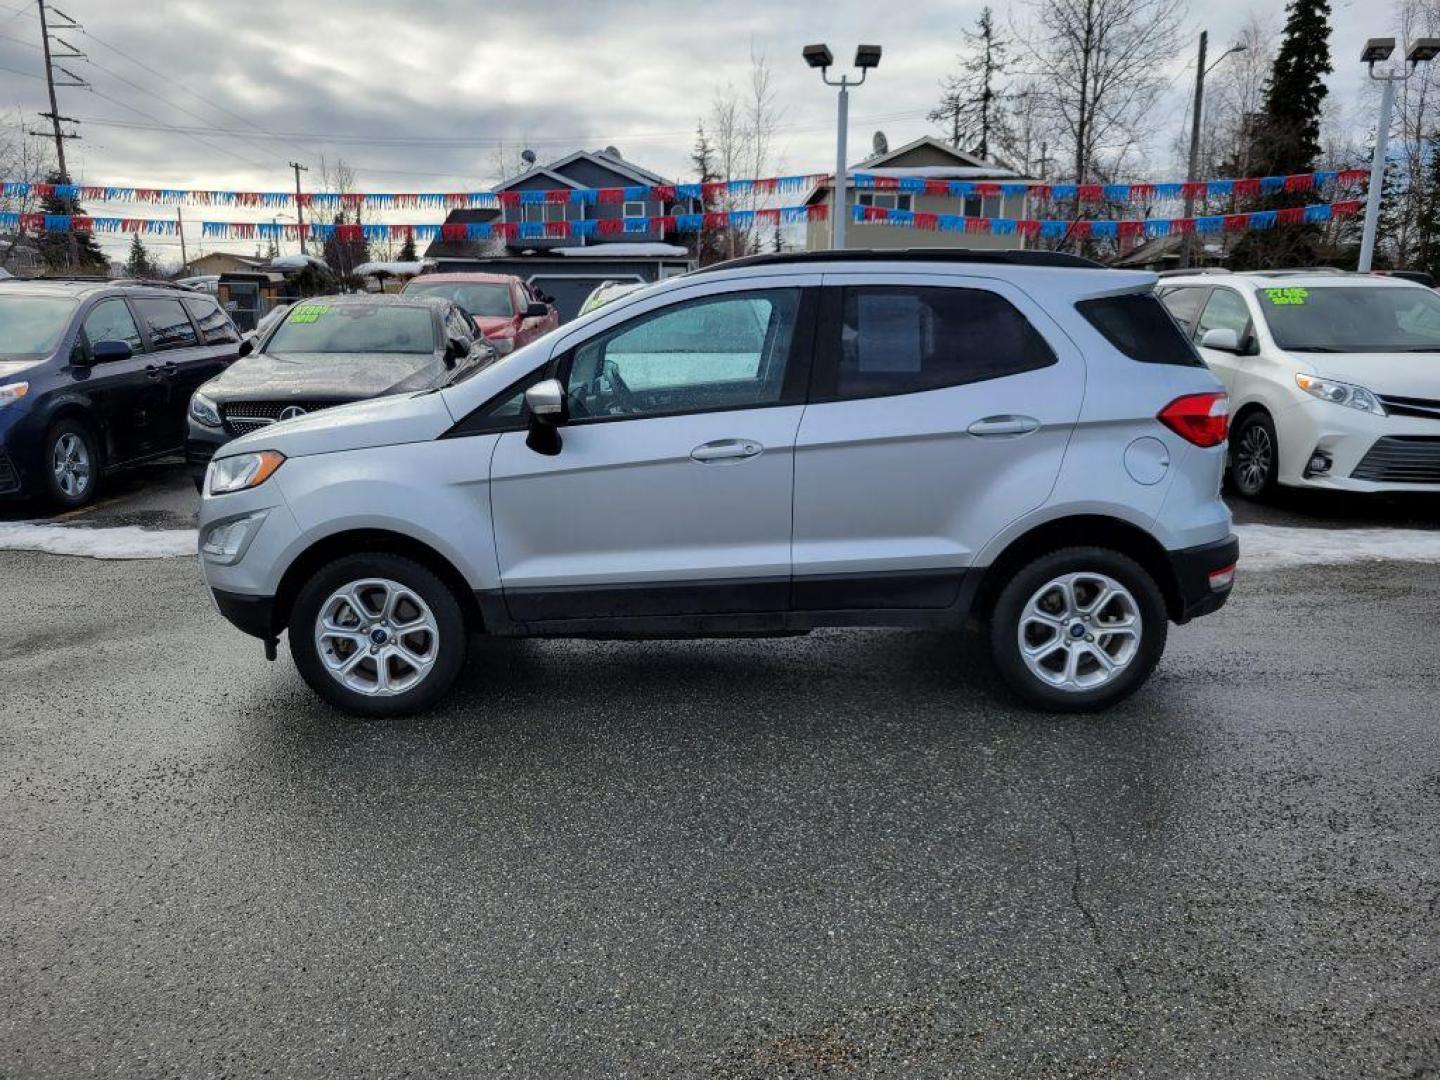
[313,577,440,697]
[52,432,91,499]
[1235,423,1273,495]
[1017,572,1142,692]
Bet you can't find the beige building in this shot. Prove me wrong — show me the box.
[804,136,1032,252]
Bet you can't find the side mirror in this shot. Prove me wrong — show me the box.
[524,301,550,319]
[90,339,133,364]
[236,336,255,358]
[443,337,471,368]
[524,377,566,455]
[1199,327,1242,353]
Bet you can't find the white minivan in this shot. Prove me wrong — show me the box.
[1159,270,1440,497]
[197,250,1238,717]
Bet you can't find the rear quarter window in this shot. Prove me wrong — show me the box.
[1077,292,1204,367]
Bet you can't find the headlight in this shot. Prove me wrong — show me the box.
[190,391,222,428]
[200,510,268,565]
[1295,374,1386,416]
[206,450,285,496]
[0,381,29,408]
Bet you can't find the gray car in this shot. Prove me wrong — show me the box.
[195,249,1238,717]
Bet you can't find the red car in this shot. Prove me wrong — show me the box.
[402,272,558,355]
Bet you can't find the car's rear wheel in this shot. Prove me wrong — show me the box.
[288,553,467,718]
[989,547,1167,712]
[1229,411,1278,499]
[43,417,100,510]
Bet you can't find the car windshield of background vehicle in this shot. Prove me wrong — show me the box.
[406,283,513,317]
[266,303,437,355]
[1258,286,1440,353]
[0,295,78,357]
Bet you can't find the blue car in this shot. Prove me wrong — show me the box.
[0,279,242,508]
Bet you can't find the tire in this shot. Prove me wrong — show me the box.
[988,546,1168,713]
[288,553,468,718]
[1229,411,1278,500]
[43,417,101,510]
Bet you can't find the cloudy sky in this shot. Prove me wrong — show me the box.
[0,0,1381,262]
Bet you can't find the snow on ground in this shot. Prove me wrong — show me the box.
[1232,524,1440,571]
[0,524,196,560]
[0,521,1436,569]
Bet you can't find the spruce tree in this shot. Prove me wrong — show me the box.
[691,121,726,265]
[34,170,108,274]
[124,233,153,278]
[928,7,1010,160]
[397,230,418,262]
[1414,137,1440,279]
[1258,0,1333,176]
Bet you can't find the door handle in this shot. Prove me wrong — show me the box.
[967,414,1040,437]
[690,438,764,462]
[161,361,179,377]
[145,363,164,381]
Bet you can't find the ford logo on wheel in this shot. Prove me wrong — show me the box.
[278,405,307,421]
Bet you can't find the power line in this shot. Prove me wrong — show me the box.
[85,85,269,170]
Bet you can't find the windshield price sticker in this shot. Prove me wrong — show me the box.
[290,304,329,324]
[1264,287,1308,306]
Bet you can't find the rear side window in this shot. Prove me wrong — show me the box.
[183,297,241,345]
[1077,292,1203,367]
[819,285,1056,400]
[133,297,199,350]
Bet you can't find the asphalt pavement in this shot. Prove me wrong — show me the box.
[2,535,1439,1077]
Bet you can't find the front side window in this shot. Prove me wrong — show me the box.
[82,298,143,354]
[133,297,199,350]
[1256,285,1440,353]
[1157,286,1209,332]
[183,297,241,345]
[0,295,78,357]
[565,288,800,420]
[1194,288,1252,341]
[266,302,437,355]
[819,285,1056,400]
[406,282,513,318]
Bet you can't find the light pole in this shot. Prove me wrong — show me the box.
[1181,32,1247,268]
[804,43,882,251]
[1359,37,1440,272]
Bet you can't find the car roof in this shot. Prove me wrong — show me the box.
[1161,270,1424,290]
[303,292,450,309]
[407,272,518,285]
[0,277,208,299]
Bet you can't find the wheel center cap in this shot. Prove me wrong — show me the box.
[370,627,390,645]
[1069,623,1086,639]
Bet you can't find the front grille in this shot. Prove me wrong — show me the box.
[1378,394,1440,421]
[1351,435,1440,483]
[222,400,344,437]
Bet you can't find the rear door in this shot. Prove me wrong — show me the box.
[130,295,211,450]
[181,294,243,394]
[75,297,156,462]
[790,273,1085,610]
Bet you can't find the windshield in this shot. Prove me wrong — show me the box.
[266,302,436,355]
[0,295,77,356]
[405,282,513,318]
[1258,285,1440,352]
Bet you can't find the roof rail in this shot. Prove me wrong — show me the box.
[1248,267,1349,277]
[110,277,202,291]
[693,248,1106,273]
[1155,267,1231,277]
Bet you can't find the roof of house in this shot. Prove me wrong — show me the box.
[493,148,670,193]
[805,134,1028,204]
[421,206,503,260]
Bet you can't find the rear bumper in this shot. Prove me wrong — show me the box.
[213,588,280,639]
[1169,534,1239,623]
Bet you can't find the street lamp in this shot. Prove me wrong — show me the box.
[1180,31,1247,268]
[1359,37,1440,271]
[804,43,882,251]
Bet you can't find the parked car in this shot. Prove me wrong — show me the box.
[196,249,1237,718]
[401,272,558,354]
[186,294,494,487]
[1158,270,1440,497]
[579,280,645,316]
[0,279,242,508]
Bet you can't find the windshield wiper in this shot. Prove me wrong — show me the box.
[1286,345,1341,352]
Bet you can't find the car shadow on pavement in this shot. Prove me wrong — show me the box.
[1227,483,1440,529]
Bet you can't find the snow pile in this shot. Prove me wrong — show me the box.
[552,243,690,258]
[0,524,196,559]
[354,260,432,277]
[1233,524,1440,571]
[849,165,1022,181]
[270,253,329,271]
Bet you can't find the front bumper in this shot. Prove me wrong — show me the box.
[1274,398,1440,492]
[186,417,232,484]
[1168,534,1239,623]
[213,588,281,638]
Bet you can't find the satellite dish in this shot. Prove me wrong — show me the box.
[872,131,889,156]
[520,148,537,165]
[604,145,622,160]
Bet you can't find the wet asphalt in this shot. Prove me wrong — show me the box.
[2,537,1439,1078]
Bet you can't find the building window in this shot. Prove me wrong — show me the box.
[623,201,647,219]
[857,192,913,212]
[961,194,1003,218]
[521,202,567,224]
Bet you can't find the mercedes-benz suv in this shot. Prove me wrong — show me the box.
[196,249,1238,717]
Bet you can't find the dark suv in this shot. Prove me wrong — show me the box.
[0,279,243,508]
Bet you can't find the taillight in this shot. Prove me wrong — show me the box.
[1158,392,1229,447]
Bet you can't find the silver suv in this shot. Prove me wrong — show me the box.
[197,250,1238,716]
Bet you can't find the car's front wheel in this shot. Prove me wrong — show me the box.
[288,553,468,718]
[988,547,1168,712]
[43,417,100,510]
[1229,411,1278,499]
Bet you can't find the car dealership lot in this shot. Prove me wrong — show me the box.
[2,493,1439,1077]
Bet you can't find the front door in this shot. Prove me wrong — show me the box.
[790,275,1085,609]
[1192,286,1256,394]
[76,297,157,462]
[489,283,815,624]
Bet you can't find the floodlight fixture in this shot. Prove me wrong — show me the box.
[854,44,883,69]
[1407,37,1440,64]
[1361,37,1396,64]
[803,44,833,69]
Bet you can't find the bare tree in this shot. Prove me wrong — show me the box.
[710,80,747,258]
[1018,0,1185,183]
[0,110,52,275]
[929,7,1012,159]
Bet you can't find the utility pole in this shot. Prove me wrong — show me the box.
[289,161,309,255]
[176,208,188,271]
[1181,33,1247,268]
[1036,141,1051,182]
[34,1,87,268]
